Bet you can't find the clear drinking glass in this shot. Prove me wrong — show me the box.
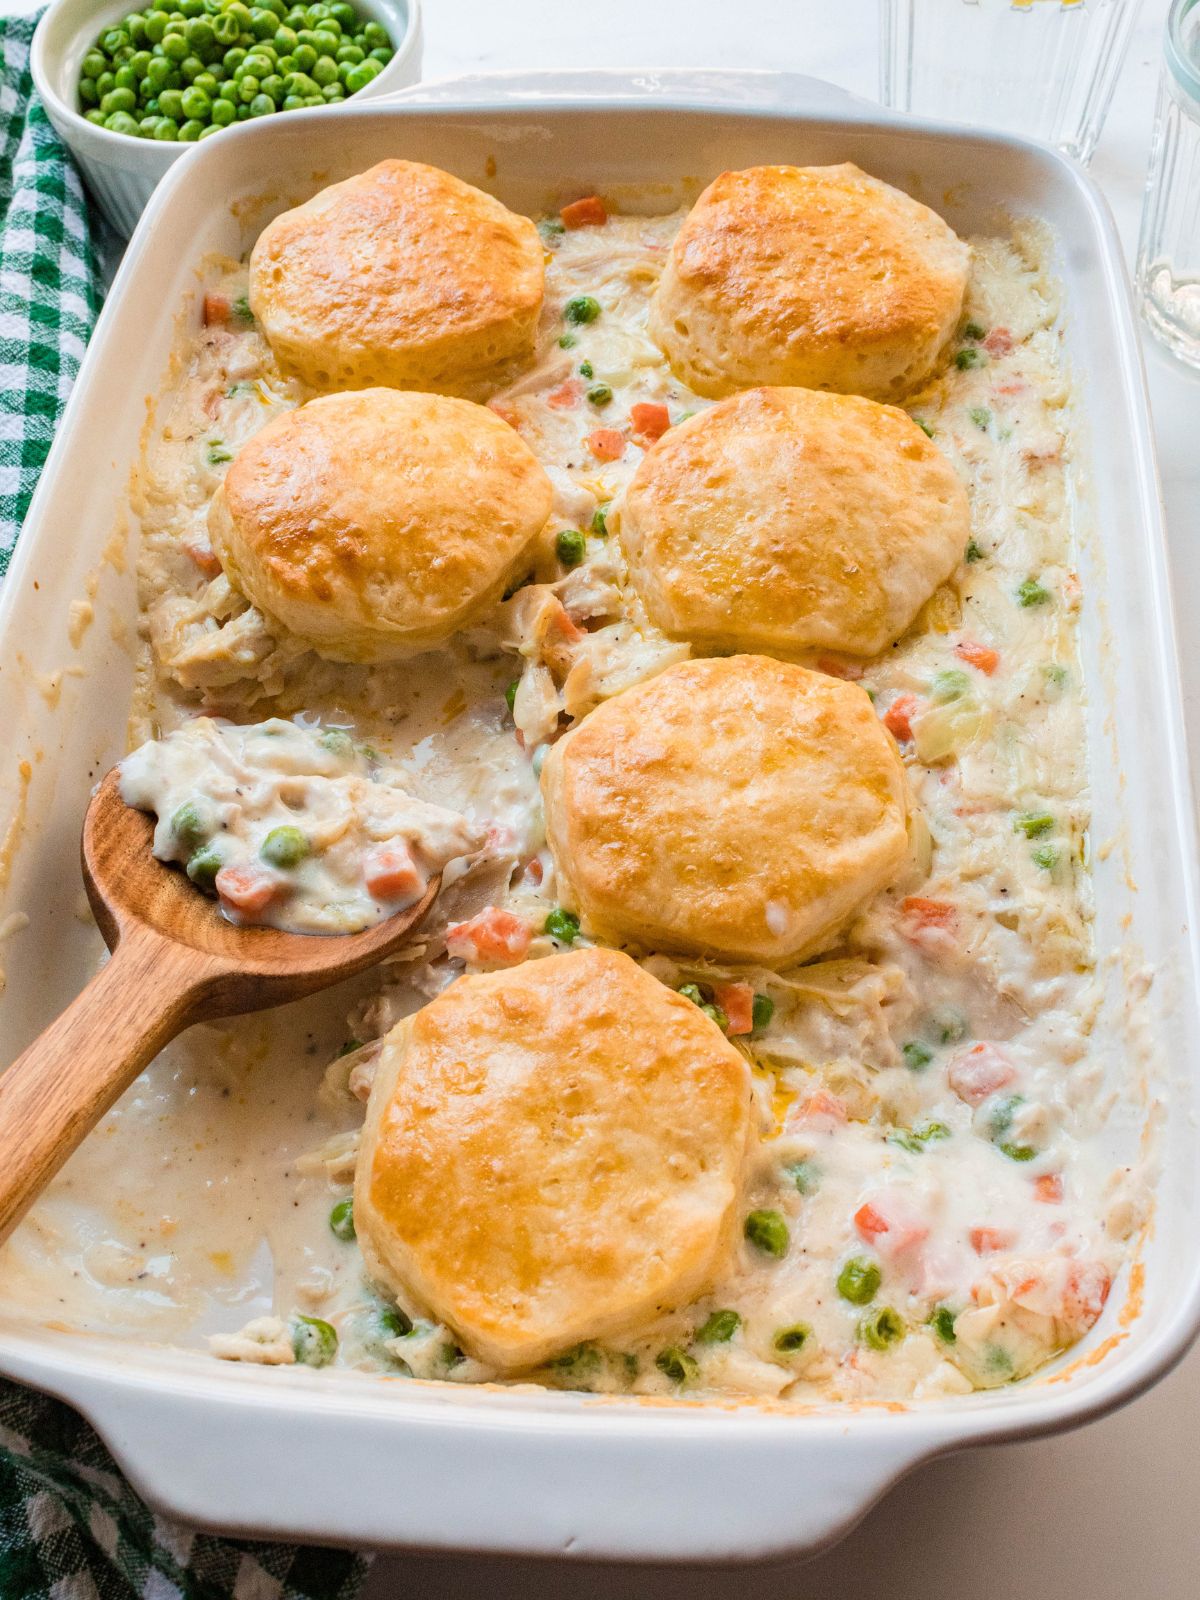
[878,0,1141,163]
[1136,0,1200,367]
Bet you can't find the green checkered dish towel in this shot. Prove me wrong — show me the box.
[0,13,369,1597]
[0,8,100,575]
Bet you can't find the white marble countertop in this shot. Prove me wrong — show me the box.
[361,1,1200,1595]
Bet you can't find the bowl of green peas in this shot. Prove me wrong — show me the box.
[32,0,422,236]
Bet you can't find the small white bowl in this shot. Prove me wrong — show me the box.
[32,0,422,237]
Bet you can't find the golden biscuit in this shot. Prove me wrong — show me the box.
[249,160,544,392]
[209,388,553,662]
[355,948,753,1371]
[541,656,911,963]
[649,164,969,400]
[617,386,969,657]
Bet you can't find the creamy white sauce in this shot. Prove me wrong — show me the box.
[0,204,1143,1405]
[119,716,482,934]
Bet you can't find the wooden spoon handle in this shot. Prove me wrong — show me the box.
[0,926,205,1246]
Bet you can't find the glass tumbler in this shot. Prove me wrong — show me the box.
[1136,0,1200,368]
[878,0,1141,163]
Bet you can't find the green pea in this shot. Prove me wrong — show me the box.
[590,503,609,537]
[751,993,774,1030]
[144,11,169,41]
[114,64,139,90]
[238,74,261,100]
[261,825,309,867]
[198,120,222,138]
[367,44,391,63]
[105,110,142,134]
[218,80,239,101]
[161,31,189,60]
[929,1304,957,1344]
[586,384,613,408]
[79,79,100,107]
[328,1197,355,1241]
[100,87,138,114]
[557,332,577,349]
[82,50,108,78]
[260,72,284,98]
[335,41,362,62]
[185,15,214,49]
[564,295,601,325]
[989,1094,1022,1138]
[1000,1140,1037,1161]
[224,46,247,71]
[187,845,223,896]
[858,1306,905,1351]
[1031,843,1060,871]
[902,1039,933,1071]
[292,1313,338,1367]
[930,667,970,703]
[744,1209,789,1259]
[138,114,160,135]
[274,23,298,50]
[930,1006,968,1045]
[85,109,108,125]
[153,115,179,139]
[1014,811,1054,838]
[249,91,274,114]
[837,1256,881,1305]
[655,1347,698,1386]
[785,1159,818,1195]
[549,1343,602,1384]
[544,908,580,944]
[102,27,132,53]
[343,63,372,92]
[281,92,305,110]
[322,82,344,100]
[250,5,277,35]
[773,1323,812,1354]
[969,406,992,431]
[180,84,210,116]
[146,55,172,87]
[362,19,388,46]
[965,538,984,562]
[158,87,184,117]
[193,68,218,92]
[955,347,983,370]
[504,679,519,713]
[330,2,355,26]
[178,117,204,138]
[312,55,338,84]
[170,799,212,850]
[695,1309,740,1344]
[311,28,338,52]
[243,49,273,74]
[96,71,116,96]
[963,321,986,340]
[292,41,318,69]
[555,528,586,568]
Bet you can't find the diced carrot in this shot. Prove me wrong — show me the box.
[586,428,624,462]
[215,864,280,919]
[183,536,222,578]
[560,195,608,229]
[1063,1261,1111,1328]
[983,326,1013,357]
[883,693,919,741]
[549,601,586,643]
[816,656,864,681]
[488,400,522,430]
[364,844,425,902]
[947,1042,1016,1105]
[787,1090,847,1133]
[712,981,754,1036]
[445,906,532,965]
[203,292,231,327]
[899,896,956,934]
[522,856,544,886]
[1034,1173,1064,1203]
[969,1226,1016,1254]
[994,380,1026,396]
[955,639,999,676]
[547,378,582,410]
[855,1203,890,1240]
[630,402,670,441]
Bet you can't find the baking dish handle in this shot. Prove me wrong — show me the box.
[378,67,879,118]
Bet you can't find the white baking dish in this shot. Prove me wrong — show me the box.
[0,71,1195,1562]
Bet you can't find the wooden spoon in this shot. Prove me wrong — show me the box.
[0,768,439,1246]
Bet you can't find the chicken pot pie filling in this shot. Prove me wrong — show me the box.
[0,183,1143,1406]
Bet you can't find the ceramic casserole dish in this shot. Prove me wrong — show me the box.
[0,71,1195,1561]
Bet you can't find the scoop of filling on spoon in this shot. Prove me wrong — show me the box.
[119,717,483,935]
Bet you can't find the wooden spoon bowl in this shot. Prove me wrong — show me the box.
[0,768,439,1246]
